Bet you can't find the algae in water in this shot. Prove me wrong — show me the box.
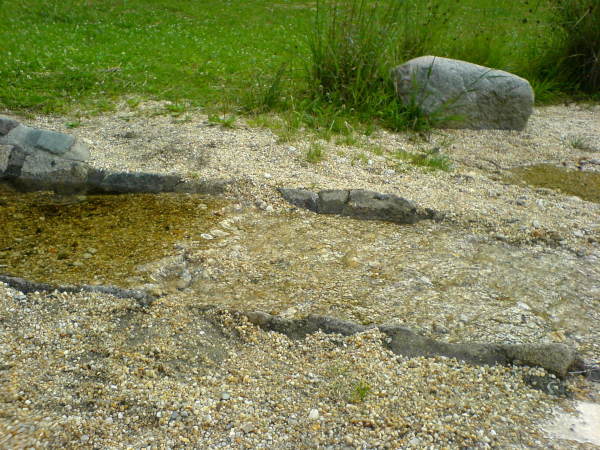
[0,183,223,286]
[507,164,600,203]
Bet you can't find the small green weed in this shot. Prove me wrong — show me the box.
[306,142,325,163]
[367,145,385,156]
[165,103,187,117]
[126,98,142,110]
[208,114,236,128]
[242,63,289,113]
[568,134,594,152]
[335,133,360,147]
[65,121,81,129]
[350,380,372,404]
[393,147,451,172]
[351,152,369,166]
[324,363,372,404]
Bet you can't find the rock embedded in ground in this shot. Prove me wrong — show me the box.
[84,168,229,195]
[1,117,90,161]
[391,56,534,130]
[0,116,91,192]
[244,311,579,378]
[0,116,20,135]
[279,188,433,224]
[0,116,229,195]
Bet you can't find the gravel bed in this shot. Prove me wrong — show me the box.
[1,102,599,447]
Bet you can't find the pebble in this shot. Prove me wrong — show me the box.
[209,229,230,238]
[240,423,255,433]
[308,409,320,420]
[200,233,214,240]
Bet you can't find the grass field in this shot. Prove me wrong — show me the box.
[1,0,597,129]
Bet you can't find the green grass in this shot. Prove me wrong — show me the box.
[306,142,325,163]
[393,147,452,172]
[0,0,597,129]
[0,0,311,114]
[207,114,237,128]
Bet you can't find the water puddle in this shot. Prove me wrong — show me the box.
[544,401,600,445]
[505,164,600,203]
[0,183,224,286]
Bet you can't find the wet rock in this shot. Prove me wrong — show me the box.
[86,168,230,195]
[279,188,433,224]
[0,274,157,307]
[244,311,368,340]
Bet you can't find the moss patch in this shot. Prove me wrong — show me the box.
[506,164,600,203]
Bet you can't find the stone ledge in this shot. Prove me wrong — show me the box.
[279,187,440,223]
[243,310,580,379]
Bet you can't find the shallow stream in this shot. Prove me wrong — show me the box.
[1,180,598,362]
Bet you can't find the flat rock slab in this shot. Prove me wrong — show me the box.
[84,169,230,195]
[279,187,437,224]
[391,55,534,130]
[244,311,579,379]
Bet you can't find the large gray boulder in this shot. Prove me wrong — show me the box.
[391,56,534,130]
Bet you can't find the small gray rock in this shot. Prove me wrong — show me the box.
[240,422,256,433]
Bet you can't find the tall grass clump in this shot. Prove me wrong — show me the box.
[304,0,452,132]
[544,0,600,94]
[309,0,402,108]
